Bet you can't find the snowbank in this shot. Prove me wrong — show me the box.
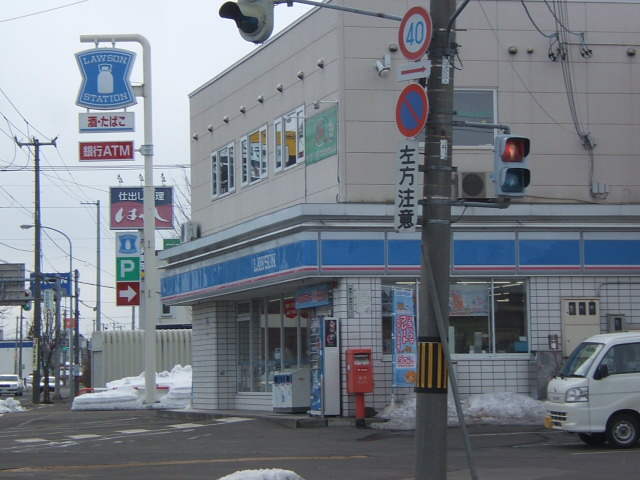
[218,469,304,480]
[0,397,26,413]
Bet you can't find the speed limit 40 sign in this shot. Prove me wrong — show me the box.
[398,6,433,61]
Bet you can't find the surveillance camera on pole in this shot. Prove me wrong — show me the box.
[494,134,531,198]
[219,0,275,44]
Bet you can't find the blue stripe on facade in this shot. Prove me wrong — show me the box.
[161,240,318,298]
[584,240,640,266]
[321,239,385,266]
[388,239,421,265]
[453,240,516,266]
[520,239,581,266]
[161,236,640,300]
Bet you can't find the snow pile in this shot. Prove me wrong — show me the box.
[71,365,192,411]
[218,469,304,480]
[0,397,26,413]
[374,391,546,430]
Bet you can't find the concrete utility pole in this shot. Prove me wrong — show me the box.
[415,1,457,479]
[15,137,58,404]
[81,200,101,332]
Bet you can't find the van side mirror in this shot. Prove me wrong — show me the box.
[595,364,609,380]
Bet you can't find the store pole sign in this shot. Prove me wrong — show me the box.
[115,232,141,306]
[79,141,135,161]
[395,140,419,233]
[79,112,135,133]
[75,48,137,110]
[110,186,173,230]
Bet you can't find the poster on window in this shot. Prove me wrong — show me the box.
[449,284,489,316]
[393,288,417,387]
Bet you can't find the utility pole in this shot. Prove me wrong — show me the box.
[81,200,101,332]
[415,1,457,479]
[15,136,57,404]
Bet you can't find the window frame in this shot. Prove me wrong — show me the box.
[241,124,268,186]
[452,88,497,148]
[211,141,236,199]
[274,105,305,172]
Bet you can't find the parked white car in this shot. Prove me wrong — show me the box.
[545,332,640,448]
[0,374,24,396]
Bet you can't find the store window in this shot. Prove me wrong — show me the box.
[453,89,495,147]
[380,278,529,356]
[274,106,305,171]
[236,296,309,393]
[211,142,235,198]
[450,279,528,354]
[241,125,268,186]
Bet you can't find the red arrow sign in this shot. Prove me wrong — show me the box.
[116,281,140,306]
[397,61,432,82]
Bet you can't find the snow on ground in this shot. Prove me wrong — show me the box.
[0,365,548,480]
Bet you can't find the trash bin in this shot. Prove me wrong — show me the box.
[272,368,310,413]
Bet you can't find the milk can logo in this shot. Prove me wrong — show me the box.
[75,48,137,110]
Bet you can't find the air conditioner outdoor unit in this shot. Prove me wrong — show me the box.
[180,221,200,243]
[457,171,493,199]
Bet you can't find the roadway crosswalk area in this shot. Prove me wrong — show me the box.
[1,417,252,453]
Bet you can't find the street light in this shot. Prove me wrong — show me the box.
[20,224,75,400]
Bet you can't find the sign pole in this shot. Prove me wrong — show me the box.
[80,34,158,404]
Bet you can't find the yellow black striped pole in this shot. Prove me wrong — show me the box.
[415,337,448,393]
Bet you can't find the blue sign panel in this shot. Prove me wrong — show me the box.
[29,272,72,297]
[75,48,137,110]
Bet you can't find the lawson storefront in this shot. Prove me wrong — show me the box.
[160,204,640,414]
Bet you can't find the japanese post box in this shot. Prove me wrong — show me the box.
[346,348,374,393]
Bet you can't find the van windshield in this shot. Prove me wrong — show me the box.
[560,342,604,377]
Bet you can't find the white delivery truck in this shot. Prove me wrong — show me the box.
[544,332,640,448]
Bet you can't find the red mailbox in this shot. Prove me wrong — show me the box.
[346,348,373,394]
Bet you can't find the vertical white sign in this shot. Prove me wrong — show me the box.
[395,140,420,233]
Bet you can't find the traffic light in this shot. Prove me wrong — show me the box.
[219,0,275,44]
[494,134,531,198]
[22,289,32,311]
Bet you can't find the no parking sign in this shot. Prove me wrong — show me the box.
[396,84,429,138]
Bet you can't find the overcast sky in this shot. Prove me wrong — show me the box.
[0,0,313,336]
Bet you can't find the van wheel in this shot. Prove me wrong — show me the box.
[578,433,606,445]
[606,414,640,448]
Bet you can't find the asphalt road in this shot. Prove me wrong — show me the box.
[1,401,640,480]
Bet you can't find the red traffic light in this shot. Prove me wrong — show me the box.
[501,137,530,163]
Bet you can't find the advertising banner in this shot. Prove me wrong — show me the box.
[393,288,417,387]
[305,106,338,165]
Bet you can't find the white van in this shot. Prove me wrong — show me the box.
[544,332,640,448]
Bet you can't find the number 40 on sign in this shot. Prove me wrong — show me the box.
[398,6,433,61]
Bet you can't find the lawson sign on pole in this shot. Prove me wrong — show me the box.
[75,48,137,110]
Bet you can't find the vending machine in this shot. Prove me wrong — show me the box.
[309,316,340,416]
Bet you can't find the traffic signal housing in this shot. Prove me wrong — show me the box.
[219,0,275,44]
[494,134,531,198]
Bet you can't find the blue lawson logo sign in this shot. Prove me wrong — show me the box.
[75,48,137,110]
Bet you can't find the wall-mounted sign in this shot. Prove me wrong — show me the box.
[305,106,338,165]
[75,48,137,110]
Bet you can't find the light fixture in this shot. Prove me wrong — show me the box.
[508,45,518,54]
[138,174,144,185]
[223,115,229,124]
[375,54,391,77]
[239,105,246,114]
[257,95,264,103]
[388,43,399,52]
[313,99,339,110]
[317,59,325,68]
[297,71,304,80]
[161,173,166,185]
[627,47,637,56]
[207,125,214,132]
[276,83,283,92]
[192,133,199,140]
[117,174,123,185]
